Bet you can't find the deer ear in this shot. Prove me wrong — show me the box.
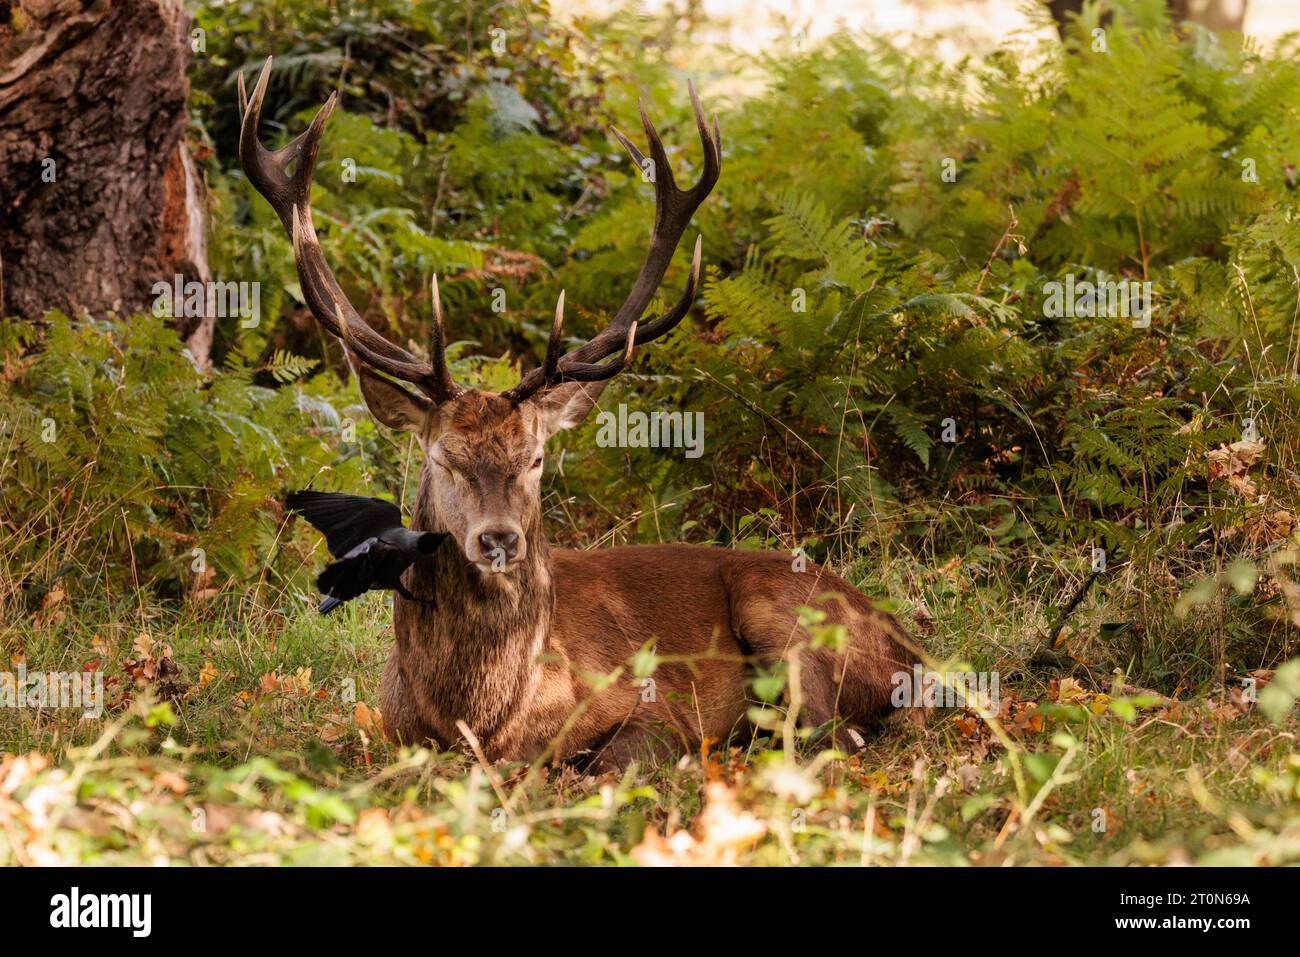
[356,366,432,432]
[535,380,608,435]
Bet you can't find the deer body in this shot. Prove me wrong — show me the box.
[385,537,759,763]
[385,532,918,768]
[239,59,920,769]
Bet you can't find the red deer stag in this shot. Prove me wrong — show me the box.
[239,58,921,770]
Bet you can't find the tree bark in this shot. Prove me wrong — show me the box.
[0,0,212,364]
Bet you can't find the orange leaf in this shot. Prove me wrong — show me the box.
[152,771,188,794]
[354,702,384,738]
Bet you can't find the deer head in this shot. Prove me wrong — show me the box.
[239,58,720,574]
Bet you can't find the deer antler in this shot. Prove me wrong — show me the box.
[500,83,720,403]
[238,57,460,402]
[239,57,718,407]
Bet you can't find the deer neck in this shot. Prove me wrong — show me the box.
[395,470,554,743]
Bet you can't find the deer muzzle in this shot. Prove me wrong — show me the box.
[468,524,526,572]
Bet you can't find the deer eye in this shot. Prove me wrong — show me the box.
[532,456,543,469]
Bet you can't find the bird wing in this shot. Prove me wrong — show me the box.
[286,491,404,558]
[315,539,380,603]
[313,538,427,613]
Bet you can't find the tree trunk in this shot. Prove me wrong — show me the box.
[0,0,213,365]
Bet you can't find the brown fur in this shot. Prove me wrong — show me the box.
[376,390,921,769]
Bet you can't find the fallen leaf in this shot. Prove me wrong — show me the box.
[354,702,384,738]
[631,782,766,866]
[152,771,188,795]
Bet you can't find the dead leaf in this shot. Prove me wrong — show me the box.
[33,585,66,627]
[121,639,185,701]
[319,717,346,743]
[1055,677,1088,704]
[357,807,392,843]
[152,771,188,795]
[631,782,766,866]
[200,803,289,837]
[354,701,384,738]
[1207,440,1265,499]
[913,600,935,632]
[188,564,218,602]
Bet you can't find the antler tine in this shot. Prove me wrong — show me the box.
[238,58,334,236]
[609,125,646,176]
[633,234,702,344]
[499,291,568,403]
[428,275,461,398]
[554,321,638,384]
[307,252,460,392]
[502,84,720,404]
[239,56,459,401]
[634,96,676,198]
[542,290,566,382]
[684,79,722,203]
[500,301,636,403]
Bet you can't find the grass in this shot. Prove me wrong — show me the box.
[4,542,1298,867]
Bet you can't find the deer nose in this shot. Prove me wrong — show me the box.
[478,530,520,562]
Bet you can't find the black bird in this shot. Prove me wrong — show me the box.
[286,491,446,613]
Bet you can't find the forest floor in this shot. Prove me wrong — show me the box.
[4,552,1298,866]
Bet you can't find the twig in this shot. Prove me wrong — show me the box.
[456,719,516,819]
[1026,572,1106,688]
[974,206,1020,295]
[1047,569,1100,647]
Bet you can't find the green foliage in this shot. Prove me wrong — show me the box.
[0,313,392,603]
[5,0,1300,686]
